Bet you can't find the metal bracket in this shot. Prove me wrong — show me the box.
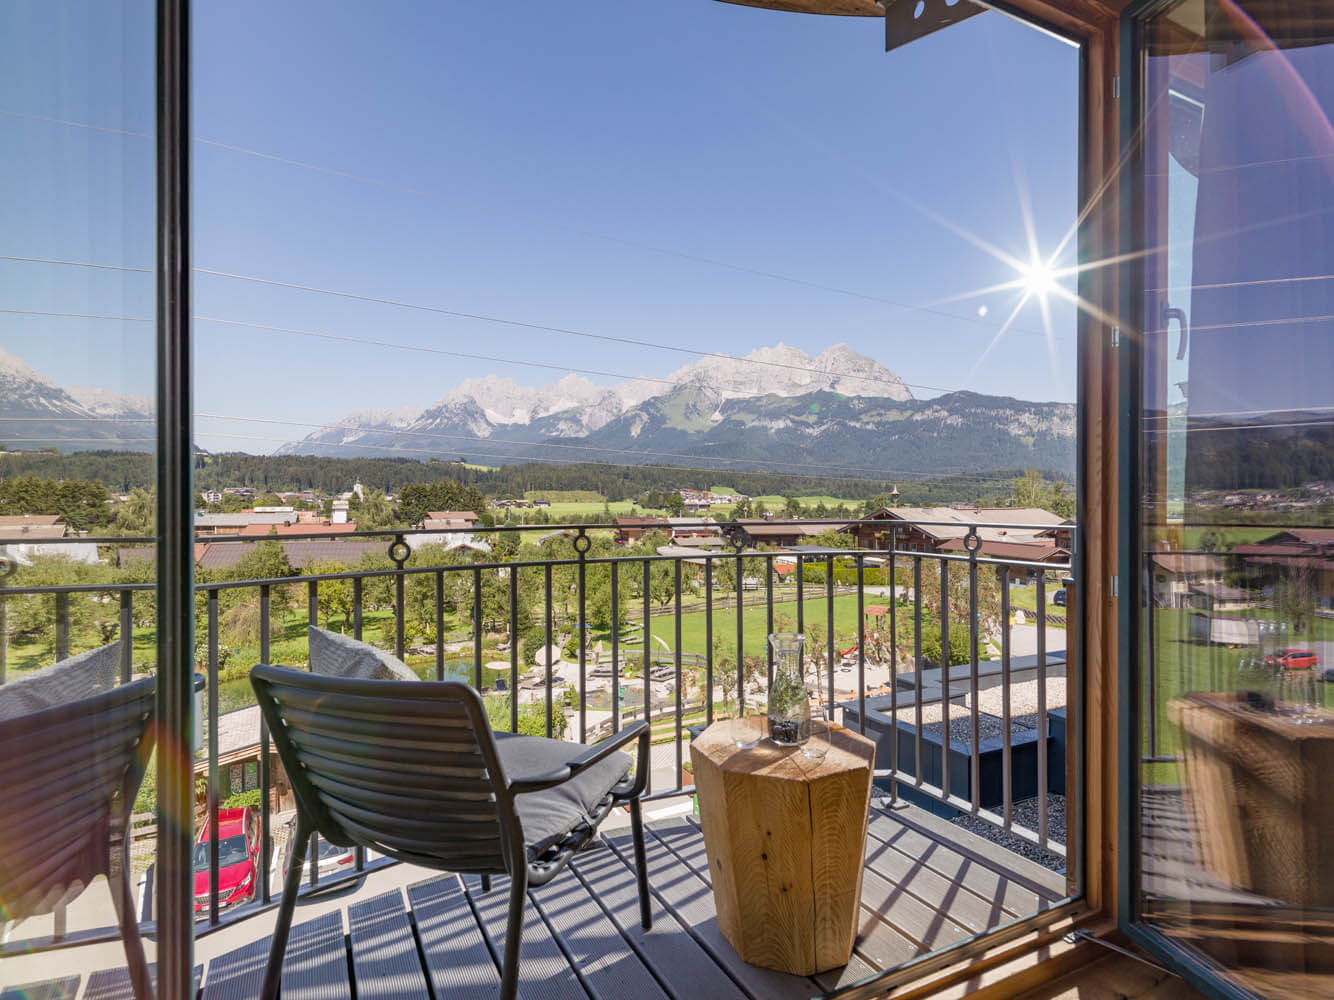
[880,0,986,54]
[1112,74,1120,99]
[1111,325,1120,348]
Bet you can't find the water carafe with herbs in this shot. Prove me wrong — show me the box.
[767,633,809,745]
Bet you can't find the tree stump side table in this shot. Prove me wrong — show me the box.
[690,718,876,976]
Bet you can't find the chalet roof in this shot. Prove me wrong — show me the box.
[738,520,845,539]
[195,512,296,528]
[0,514,63,528]
[937,538,1070,563]
[425,510,479,522]
[195,539,388,572]
[615,517,668,527]
[1149,552,1227,575]
[0,523,66,539]
[423,518,478,531]
[866,506,1063,544]
[237,522,357,537]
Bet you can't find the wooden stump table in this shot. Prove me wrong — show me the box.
[690,718,876,976]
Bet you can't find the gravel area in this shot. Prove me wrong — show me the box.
[891,677,1067,729]
[951,793,1067,872]
[918,711,1036,749]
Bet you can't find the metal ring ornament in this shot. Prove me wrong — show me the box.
[963,529,982,554]
[387,539,412,565]
[572,530,592,555]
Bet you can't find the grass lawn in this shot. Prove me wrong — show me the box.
[519,500,669,518]
[637,592,870,661]
[1007,583,1068,628]
[749,495,862,510]
[1141,608,1334,786]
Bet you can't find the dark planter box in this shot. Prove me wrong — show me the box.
[841,701,1067,814]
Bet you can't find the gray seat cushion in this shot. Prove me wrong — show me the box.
[307,626,419,682]
[0,641,122,721]
[495,732,631,858]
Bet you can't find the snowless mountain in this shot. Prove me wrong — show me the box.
[0,346,154,449]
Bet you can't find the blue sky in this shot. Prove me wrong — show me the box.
[1,0,1078,456]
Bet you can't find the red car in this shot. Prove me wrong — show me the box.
[193,807,261,913]
[1265,649,1319,671]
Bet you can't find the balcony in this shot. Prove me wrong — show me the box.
[0,520,1078,998]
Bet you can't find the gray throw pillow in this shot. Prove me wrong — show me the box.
[307,626,418,682]
[0,640,123,721]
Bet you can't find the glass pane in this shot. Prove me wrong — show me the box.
[1136,1,1334,994]
[0,0,160,967]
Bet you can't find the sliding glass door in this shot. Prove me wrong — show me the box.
[1123,1,1334,996]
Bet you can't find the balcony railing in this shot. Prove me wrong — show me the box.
[0,518,1077,963]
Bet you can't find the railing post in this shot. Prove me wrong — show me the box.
[473,566,483,690]
[435,570,445,681]
[509,566,519,732]
[966,529,981,815]
[119,590,133,683]
[642,559,651,792]
[390,534,408,661]
[352,576,363,640]
[705,556,714,725]
[826,554,836,714]
[1001,566,1013,831]
[1036,569,1049,849]
[796,554,804,633]
[0,585,7,684]
[575,529,589,744]
[765,555,775,688]
[610,561,619,734]
[674,559,683,788]
[258,584,272,905]
[735,545,744,719]
[55,592,70,662]
[856,554,865,736]
[207,589,220,922]
[545,563,554,739]
[913,557,923,790]
[939,558,950,805]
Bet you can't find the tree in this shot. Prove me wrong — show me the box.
[398,481,487,527]
[1013,469,1075,518]
[115,487,156,535]
[305,559,352,630]
[355,488,395,530]
[783,495,804,518]
[664,493,685,516]
[732,496,752,519]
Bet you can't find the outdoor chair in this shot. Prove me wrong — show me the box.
[0,674,157,1000]
[250,664,653,1000]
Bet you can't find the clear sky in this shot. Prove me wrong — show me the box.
[1,0,1079,456]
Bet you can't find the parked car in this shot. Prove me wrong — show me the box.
[1265,648,1318,671]
[277,816,356,886]
[1052,589,1067,607]
[193,807,261,913]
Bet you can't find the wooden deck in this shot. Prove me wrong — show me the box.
[5,800,1067,1000]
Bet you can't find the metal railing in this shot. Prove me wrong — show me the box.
[0,516,1076,952]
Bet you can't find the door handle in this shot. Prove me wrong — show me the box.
[1162,304,1189,360]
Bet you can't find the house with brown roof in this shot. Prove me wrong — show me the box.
[421,510,481,531]
[614,516,668,544]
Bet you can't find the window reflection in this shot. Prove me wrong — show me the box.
[1139,1,1334,995]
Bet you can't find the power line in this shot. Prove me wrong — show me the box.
[0,254,966,395]
[0,106,1062,340]
[191,411,1048,485]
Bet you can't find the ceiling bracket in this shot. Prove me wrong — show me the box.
[879,0,987,53]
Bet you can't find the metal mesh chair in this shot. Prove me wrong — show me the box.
[0,676,157,1000]
[250,664,652,1000]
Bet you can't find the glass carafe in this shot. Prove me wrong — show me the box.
[767,633,809,746]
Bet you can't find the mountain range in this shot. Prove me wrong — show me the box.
[0,343,1076,477]
[0,346,154,451]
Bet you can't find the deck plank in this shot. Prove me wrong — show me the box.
[461,873,590,1000]
[653,819,915,977]
[865,810,1040,916]
[529,846,672,1000]
[408,875,503,1000]
[84,964,202,1000]
[202,935,270,1000]
[346,889,429,1000]
[861,830,1003,935]
[879,803,1068,901]
[569,841,749,1000]
[603,827,823,1000]
[0,977,79,1000]
[281,911,351,1000]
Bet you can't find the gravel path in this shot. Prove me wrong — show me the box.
[951,793,1067,872]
